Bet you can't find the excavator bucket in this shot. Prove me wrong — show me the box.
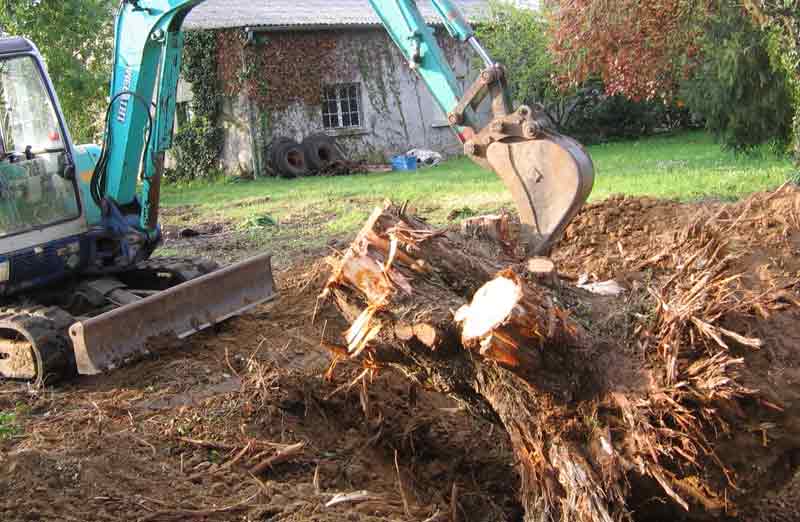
[485,133,595,256]
[68,253,277,375]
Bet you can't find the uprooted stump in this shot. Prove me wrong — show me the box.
[320,201,800,521]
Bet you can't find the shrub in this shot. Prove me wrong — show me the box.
[681,5,794,150]
[167,31,224,181]
[558,81,688,144]
[167,116,223,182]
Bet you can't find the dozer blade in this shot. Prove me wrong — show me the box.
[486,133,594,256]
[69,253,277,375]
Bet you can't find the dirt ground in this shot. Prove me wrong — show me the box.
[3,186,800,521]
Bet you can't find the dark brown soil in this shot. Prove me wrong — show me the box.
[2,187,800,521]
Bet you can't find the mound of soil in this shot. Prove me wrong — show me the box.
[1,186,799,521]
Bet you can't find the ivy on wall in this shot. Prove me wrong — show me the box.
[217,30,339,111]
[170,26,461,178]
[168,31,224,181]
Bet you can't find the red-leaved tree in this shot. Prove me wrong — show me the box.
[547,0,712,100]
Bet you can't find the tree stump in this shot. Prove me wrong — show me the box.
[321,202,800,522]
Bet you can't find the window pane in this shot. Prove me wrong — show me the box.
[322,83,363,129]
[0,56,80,237]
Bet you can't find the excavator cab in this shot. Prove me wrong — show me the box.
[0,54,80,240]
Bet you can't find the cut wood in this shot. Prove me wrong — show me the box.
[526,256,559,288]
[461,213,517,244]
[453,269,583,381]
[249,441,305,475]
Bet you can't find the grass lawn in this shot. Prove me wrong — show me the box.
[159,131,796,260]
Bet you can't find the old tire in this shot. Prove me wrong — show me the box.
[270,137,308,178]
[303,133,341,171]
[265,137,293,177]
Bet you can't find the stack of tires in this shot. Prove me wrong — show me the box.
[267,133,342,178]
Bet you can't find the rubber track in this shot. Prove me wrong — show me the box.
[0,305,75,386]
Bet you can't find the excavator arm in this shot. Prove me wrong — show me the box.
[90,0,202,240]
[369,0,595,255]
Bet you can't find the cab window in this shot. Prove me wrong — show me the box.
[0,55,79,238]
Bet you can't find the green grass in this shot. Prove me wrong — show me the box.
[0,411,19,440]
[160,131,796,259]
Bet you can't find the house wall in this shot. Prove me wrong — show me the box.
[209,28,483,176]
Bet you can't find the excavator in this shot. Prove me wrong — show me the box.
[0,0,593,386]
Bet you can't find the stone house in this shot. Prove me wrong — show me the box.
[180,0,532,176]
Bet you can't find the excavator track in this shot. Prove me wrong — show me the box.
[0,305,75,386]
[0,255,273,385]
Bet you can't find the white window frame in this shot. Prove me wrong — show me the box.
[322,83,363,130]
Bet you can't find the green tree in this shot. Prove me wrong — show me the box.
[744,0,800,160]
[0,0,115,144]
[168,30,223,182]
[475,0,558,106]
[681,4,794,150]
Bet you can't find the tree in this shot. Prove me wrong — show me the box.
[547,0,800,152]
[681,3,794,150]
[0,0,115,144]
[475,1,560,107]
[476,1,677,142]
[547,0,710,101]
[743,0,800,159]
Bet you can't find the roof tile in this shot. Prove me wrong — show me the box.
[184,0,538,30]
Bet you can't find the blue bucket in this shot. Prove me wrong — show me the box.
[391,155,417,171]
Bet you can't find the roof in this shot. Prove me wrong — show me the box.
[0,37,34,56]
[184,0,539,31]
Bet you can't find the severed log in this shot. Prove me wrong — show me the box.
[321,202,800,522]
[461,213,518,245]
